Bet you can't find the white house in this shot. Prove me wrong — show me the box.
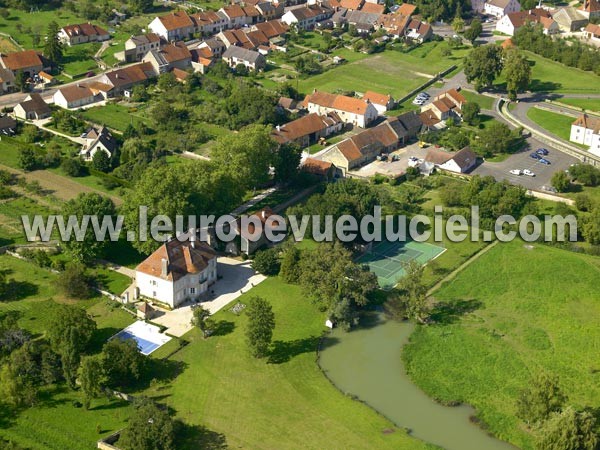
[281,5,332,30]
[222,46,266,71]
[121,33,164,63]
[79,126,117,161]
[570,114,600,157]
[425,147,478,173]
[496,9,559,35]
[58,23,110,46]
[362,91,394,114]
[53,83,97,109]
[304,90,378,128]
[135,235,218,309]
[149,11,196,41]
[13,93,52,120]
[484,0,521,18]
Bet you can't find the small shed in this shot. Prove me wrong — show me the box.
[325,319,335,329]
[137,302,156,320]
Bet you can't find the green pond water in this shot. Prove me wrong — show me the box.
[318,313,516,450]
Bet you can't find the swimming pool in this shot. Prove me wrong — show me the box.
[111,321,172,356]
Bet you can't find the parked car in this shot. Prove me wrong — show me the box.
[413,98,426,105]
[418,92,430,98]
[391,154,399,162]
[542,185,558,193]
[536,148,549,156]
[523,169,535,177]
[530,152,541,160]
[509,169,522,175]
[408,156,420,167]
[539,158,551,165]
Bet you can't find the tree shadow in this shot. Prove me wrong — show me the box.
[144,358,187,386]
[3,281,38,301]
[211,320,235,337]
[268,336,320,364]
[90,398,130,412]
[429,298,483,325]
[175,422,228,450]
[88,327,121,353]
[318,335,340,351]
[529,79,562,93]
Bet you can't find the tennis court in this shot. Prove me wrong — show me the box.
[357,240,446,289]
[111,321,172,356]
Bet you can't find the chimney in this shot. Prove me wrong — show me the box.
[190,229,196,248]
[161,258,168,278]
[276,125,281,132]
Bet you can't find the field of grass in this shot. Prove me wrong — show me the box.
[460,90,495,110]
[62,42,100,77]
[403,241,600,449]
[0,36,20,53]
[496,51,600,94]
[287,42,468,99]
[555,97,600,113]
[526,107,575,141]
[81,102,151,132]
[139,277,430,450]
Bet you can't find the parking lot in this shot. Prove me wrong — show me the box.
[472,136,579,191]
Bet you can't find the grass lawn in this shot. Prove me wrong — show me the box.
[139,277,430,450]
[81,103,151,132]
[555,97,600,113]
[289,42,468,99]
[496,51,600,94]
[526,107,575,141]
[0,36,20,53]
[461,90,495,110]
[403,241,600,450]
[62,43,100,77]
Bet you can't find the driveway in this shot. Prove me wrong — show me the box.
[150,257,266,337]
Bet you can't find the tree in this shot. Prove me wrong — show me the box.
[118,397,176,450]
[47,305,96,388]
[18,147,38,171]
[235,63,249,76]
[464,45,504,91]
[131,84,149,102]
[211,124,276,190]
[91,150,111,173]
[57,263,92,299]
[387,260,428,323]
[78,355,106,409]
[157,72,177,91]
[14,70,27,93]
[101,339,146,388]
[43,21,63,65]
[62,193,116,262]
[472,121,515,157]
[452,16,465,33]
[503,50,531,100]
[516,372,566,424]
[273,143,301,183]
[61,157,84,177]
[463,19,482,45]
[129,0,154,13]
[251,248,280,276]
[279,245,302,284]
[536,407,597,450]
[191,305,212,338]
[551,171,570,193]
[462,102,481,125]
[582,207,600,245]
[245,296,275,358]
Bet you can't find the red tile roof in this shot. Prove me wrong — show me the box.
[157,11,194,31]
[62,23,109,38]
[0,50,44,71]
[272,112,341,144]
[305,90,372,115]
[360,2,385,14]
[572,114,600,133]
[302,157,334,175]
[363,90,391,106]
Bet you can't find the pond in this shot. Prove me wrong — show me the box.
[318,313,516,450]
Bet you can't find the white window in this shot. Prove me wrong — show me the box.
[190,287,196,294]
[152,291,156,297]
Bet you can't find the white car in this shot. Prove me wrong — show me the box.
[523,169,535,177]
[408,156,420,167]
[509,169,522,175]
[412,99,425,105]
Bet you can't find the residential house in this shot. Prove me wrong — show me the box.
[552,7,589,32]
[385,111,423,144]
[122,33,164,63]
[239,207,283,255]
[277,96,300,113]
[53,83,97,109]
[405,19,433,42]
[79,126,118,161]
[376,12,411,37]
[251,20,289,40]
[320,121,401,172]
[362,91,394,113]
[570,114,600,156]
[496,9,559,35]
[135,235,218,308]
[38,71,55,85]
[198,38,226,58]
[0,115,16,134]
[421,88,467,124]
[360,2,385,14]
[484,0,521,18]
[58,23,110,46]
[0,68,15,94]
[340,0,364,10]
[13,93,52,120]
[304,90,378,128]
[272,112,343,147]
[301,157,339,180]
[425,147,478,173]
[143,42,192,73]
[217,28,269,49]
[0,50,49,77]
[190,47,215,73]
[98,62,156,96]
[255,2,285,21]
[578,0,600,19]
[218,4,262,27]
[172,68,190,83]
[345,10,382,33]
[149,11,196,41]
[222,46,266,71]
[585,22,600,40]
[191,11,229,35]
[396,2,417,16]
[281,5,333,30]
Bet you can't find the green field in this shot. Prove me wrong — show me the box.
[62,42,100,77]
[555,97,600,113]
[496,51,600,94]
[460,90,495,110]
[526,107,575,141]
[403,241,600,449]
[289,42,467,99]
[140,277,430,450]
[81,103,151,132]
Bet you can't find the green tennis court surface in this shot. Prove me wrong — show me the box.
[356,240,446,289]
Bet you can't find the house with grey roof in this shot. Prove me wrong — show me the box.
[222,46,266,71]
